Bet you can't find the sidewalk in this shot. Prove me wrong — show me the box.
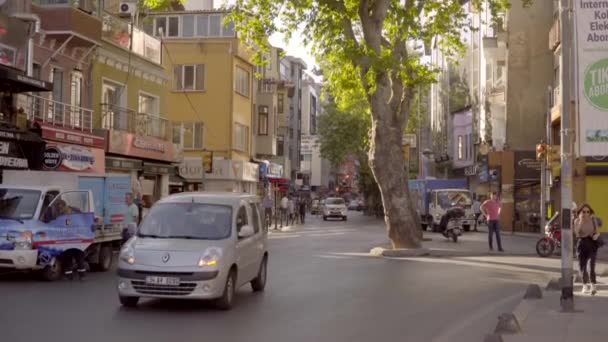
[500,285,608,342]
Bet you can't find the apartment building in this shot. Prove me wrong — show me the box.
[145,6,259,194]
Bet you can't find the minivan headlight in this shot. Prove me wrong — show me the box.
[120,245,135,265]
[198,247,223,267]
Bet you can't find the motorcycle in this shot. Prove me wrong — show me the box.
[438,205,465,243]
[536,222,561,257]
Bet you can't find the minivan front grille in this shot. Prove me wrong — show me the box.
[131,280,197,296]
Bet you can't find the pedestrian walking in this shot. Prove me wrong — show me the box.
[288,197,296,225]
[481,192,504,252]
[299,196,307,224]
[122,193,139,244]
[280,194,289,226]
[574,203,603,295]
[263,194,274,229]
[472,197,481,232]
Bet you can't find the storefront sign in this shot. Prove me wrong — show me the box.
[206,159,259,182]
[0,140,28,169]
[107,130,180,163]
[575,1,608,156]
[40,124,105,148]
[464,164,479,176]
[43,143,105,173]
[179,157,203,181]
[515,151,541,181]
[106,157,143,171]
[42,146,62,169]
[267,163,284,178]
[143,162,173,175]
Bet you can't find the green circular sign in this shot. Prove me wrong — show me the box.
[584,58,608,110]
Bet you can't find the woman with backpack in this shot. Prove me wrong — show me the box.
[574,203,604,295]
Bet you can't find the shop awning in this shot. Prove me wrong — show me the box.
[0,65,52,93]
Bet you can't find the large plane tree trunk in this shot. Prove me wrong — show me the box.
[368,77,422,249]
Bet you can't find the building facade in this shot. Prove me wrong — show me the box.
[146,8,258,194]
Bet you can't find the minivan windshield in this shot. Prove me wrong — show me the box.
[0,189,41,220]
[326,198,345,205]
[138,203,233,240]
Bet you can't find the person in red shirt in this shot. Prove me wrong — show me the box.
[481,192,504,252]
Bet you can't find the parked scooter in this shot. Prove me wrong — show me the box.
[536,220,561,257]
[438,205,465,242]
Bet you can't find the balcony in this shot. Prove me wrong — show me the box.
[101,104,171,141]
[101,12,161,64]
[32,0,102,45]
[17,93,93,132]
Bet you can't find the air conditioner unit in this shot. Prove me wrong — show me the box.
[119,2,136,16]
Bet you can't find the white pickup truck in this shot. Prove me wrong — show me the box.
[0,171,129,280]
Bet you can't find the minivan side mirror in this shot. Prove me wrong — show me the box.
[238,225,255,238]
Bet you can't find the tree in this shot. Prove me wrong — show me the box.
[228,0,524,249]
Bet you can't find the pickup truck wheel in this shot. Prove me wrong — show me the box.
[119,296,139,307]
[40,258,63,282]
[92,244,113,272]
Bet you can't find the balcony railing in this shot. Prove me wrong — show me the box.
[102,12,161,64]
[18,94,93,132]
[101,103,170,140]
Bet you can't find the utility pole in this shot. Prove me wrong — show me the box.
[559,0,574,312]
[540,87,552,233]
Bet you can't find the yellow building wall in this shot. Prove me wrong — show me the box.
[585,175,608,233]
[232,57,254,162]
[163,41,236,159]
[91,42,167,129]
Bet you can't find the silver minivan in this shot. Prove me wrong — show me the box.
[116,192,268,310]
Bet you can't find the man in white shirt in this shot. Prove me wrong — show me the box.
[280,195,289,226]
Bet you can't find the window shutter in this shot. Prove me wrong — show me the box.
[173,65,182,90]
[196,64,205,90]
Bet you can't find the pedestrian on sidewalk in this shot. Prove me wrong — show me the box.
[280,194,289,227]
[472,196,481,232]
[263,194,274,229]
[299,196,307,224]
[288,196,296,225]
[574,203,602,295]
[481,192,504,252]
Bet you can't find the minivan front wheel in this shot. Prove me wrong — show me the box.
[251,256,267,292]
[216,270,236,310]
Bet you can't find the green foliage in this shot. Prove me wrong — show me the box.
[141,0,182,10]
[317,98,370,166]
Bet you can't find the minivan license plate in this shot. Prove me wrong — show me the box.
[145,276,180,286]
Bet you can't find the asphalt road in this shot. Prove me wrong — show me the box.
[0,212,554,342]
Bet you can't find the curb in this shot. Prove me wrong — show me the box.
[484,284,543,341]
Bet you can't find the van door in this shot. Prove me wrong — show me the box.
[235,205,256,284]
[249,201,265,272]
[38,191,95,254]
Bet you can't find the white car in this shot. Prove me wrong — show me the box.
[323,197,348,221]
[116,192,268,310]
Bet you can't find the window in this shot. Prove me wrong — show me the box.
[458,135,463,160]
[154,16,179,37]
[258,106,269,135]
[249,203,261,233]
[209,15,221,36]
[138,94,158,115]
[236,206,248,236]
[182,15,194,37]
[278,93,284,113]
[302,154,312,162]
[70,71,83,128]
[234,123,249,152]
[173,64,205,91]
[277,135,284,156]
[197,15,209,36]
[310,95,317,134]
[172,122,204,149]
[222,20,235,37]
[235,67,250,97]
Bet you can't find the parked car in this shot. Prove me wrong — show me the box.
[117,192,268,310]
[323,197,348,221]
[348,200,359,211]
